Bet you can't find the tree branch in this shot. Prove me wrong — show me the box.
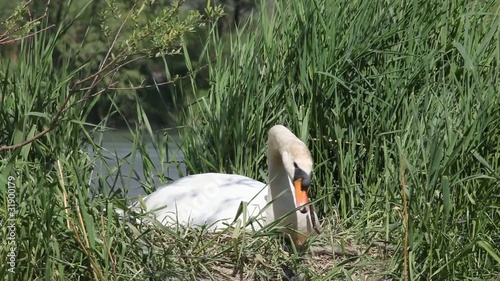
[0,1,218,152]
[0,0,52,45]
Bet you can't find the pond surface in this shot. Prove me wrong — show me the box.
[89,129,185,198]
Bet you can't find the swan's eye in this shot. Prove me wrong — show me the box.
[293,163,311,188]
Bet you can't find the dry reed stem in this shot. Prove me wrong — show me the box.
[401,154,408,281]
[56,159,104,280]
[56,160,71,230]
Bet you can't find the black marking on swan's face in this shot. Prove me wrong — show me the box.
[280,141,314,213]
[293,161,313,214]
[293,162,312,189]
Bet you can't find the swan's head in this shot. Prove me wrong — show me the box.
[268,125,313,213]
[281,141,313,213]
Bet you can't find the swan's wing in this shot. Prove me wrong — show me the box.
[131,173,267,228]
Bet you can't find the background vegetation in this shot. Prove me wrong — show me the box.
[1,0,499,280]
[0,0,252,126]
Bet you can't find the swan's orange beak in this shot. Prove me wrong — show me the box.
[294,178,309,213]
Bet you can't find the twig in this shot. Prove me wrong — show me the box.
[74,2,137,103]
[76,198,91,250]
[309,245,359,257]
[56,158,104,280]
[0,0,52,45]
[73,198,105,280]
[56,160,71,230]
[0,84,74,151]
[0,25,56,45]
[309,203,322,235]
[77,54,148,92]
[107,55,218,91]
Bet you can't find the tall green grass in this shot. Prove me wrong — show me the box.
[0,12,337,281]
[0,0,498,280]
[180,0,500,279]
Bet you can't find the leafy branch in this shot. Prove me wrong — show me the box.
[0,0,53,45]
[0,0,224,152]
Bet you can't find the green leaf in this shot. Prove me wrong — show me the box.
[441,176,451,220]
[477,241,500,264]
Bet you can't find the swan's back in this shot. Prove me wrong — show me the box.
[133,173,267,229]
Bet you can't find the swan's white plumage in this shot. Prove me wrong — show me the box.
[136,173,267,228]
[129,125,320,245]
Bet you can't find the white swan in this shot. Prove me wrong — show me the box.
[130,125,320,245]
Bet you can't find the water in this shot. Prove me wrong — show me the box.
[89,129,185,198]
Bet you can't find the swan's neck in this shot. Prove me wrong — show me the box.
[265,125,317,245]
[268,155,294,200]
[266,148,296,223]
